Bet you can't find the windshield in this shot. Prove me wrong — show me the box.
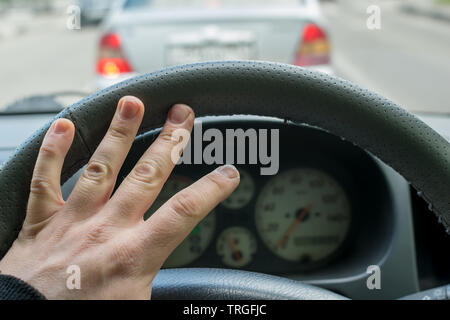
[0,0,449,114]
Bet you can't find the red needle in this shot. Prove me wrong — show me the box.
[227,236,242,261]
[276,204,312,249]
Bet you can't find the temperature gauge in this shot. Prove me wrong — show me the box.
[216,227,257,268]
[145,175,216,268]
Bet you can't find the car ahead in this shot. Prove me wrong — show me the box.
[76,0,118,25]
[95,0,332,89]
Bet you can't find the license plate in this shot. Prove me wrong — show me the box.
[166,43,255,66]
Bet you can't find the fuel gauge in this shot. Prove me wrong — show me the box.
[216,227,257,268]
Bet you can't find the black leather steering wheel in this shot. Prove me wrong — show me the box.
[1,61,449,299]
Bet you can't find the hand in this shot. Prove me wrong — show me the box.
[0,96,240,299]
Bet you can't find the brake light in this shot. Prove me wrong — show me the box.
[97,33,133,77]
[100,33,121,49]
[293,23,330,67]
[97,58,132,76]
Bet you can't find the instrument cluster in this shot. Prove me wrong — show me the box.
[117,119,390,276]
[145,167,352,272]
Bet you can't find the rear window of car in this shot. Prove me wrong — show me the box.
[124,0,305,10]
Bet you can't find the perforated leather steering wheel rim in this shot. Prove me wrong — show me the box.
[0,61,449,299]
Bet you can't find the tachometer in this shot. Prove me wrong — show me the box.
[221,169,255,209]
[255,168,351,263]
[144,175,216,268]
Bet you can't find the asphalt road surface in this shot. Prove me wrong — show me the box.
[322,0,450,114]
[0,1,449,114]
[0,14,98,110]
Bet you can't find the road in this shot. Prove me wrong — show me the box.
[0,13,98,110]
[322,0,450,113]
[0,1,449,113]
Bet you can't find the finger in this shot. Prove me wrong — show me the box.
[106,104,194,223]
[66,96,144,217]
[138,165,240,266]
[26,119,75,225]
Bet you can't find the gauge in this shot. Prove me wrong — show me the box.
[221,169,255,209]
[216,226,257,268]
[255,168,351,264]
[144,175,216,268]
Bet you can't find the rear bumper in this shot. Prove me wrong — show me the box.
[95,72,137,91]
[94,65,334,91]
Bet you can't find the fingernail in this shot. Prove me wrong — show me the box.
[53,119,69,134]
[168,104,190,124]
[119,97,140,120]
[216,165,239,179]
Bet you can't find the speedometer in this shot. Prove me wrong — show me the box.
[144,175,216,268]
[255,168,351,264]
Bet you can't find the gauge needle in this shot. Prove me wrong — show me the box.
[227,236,242,261]
[276,204,312,249]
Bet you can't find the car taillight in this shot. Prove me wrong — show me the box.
[293,23,330,67]
[97,33,133,77]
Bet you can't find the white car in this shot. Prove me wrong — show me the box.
[76,0,118,25]
[95,0,332,89]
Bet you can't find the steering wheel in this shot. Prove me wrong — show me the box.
[1,61,449,299]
